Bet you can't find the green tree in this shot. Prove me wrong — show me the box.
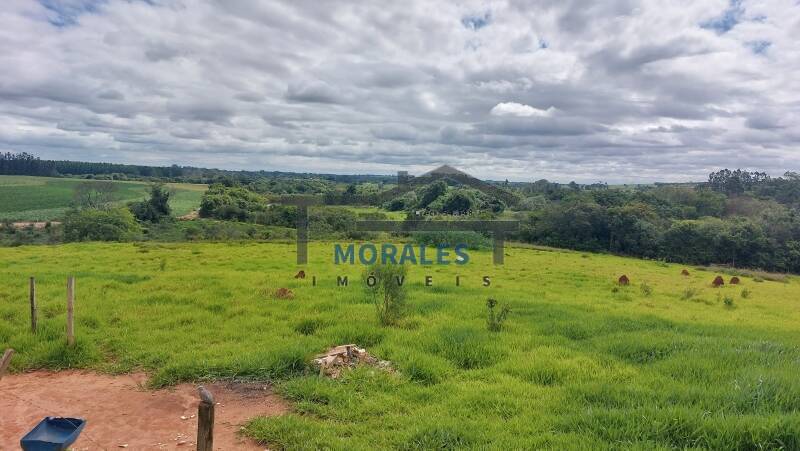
[417,180,448,209]
[440,190,474,215]
[608,203,662,257]
[129,183,172,222]
[64,208,141,242]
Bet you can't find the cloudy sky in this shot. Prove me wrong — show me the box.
[1,0,798,182]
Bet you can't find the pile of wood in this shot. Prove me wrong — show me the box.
[313,344,392,378]
[618,275,630,285]
[712,276,725,287]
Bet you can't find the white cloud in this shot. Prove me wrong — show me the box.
[490,102,556,117]
[0,0,798,182]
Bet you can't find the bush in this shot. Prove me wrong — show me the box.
[439,190,475,215]
[128,183,171,222]
[199,184,269,221]
[63,207,141,242]
[363,263,408,326]
[741,288,751,299]
[723,296,735,308]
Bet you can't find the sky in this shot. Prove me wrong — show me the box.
[1,0,798,183]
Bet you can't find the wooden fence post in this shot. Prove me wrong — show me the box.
[197,386,215,451]
[66,276,75,346]
[0,348,14,380]
[29,277,37,333]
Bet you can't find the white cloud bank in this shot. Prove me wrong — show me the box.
[0,0,799,182]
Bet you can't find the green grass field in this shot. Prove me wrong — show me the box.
[1,242,798,449]
[340,205,407,220]
[0,176,206,221]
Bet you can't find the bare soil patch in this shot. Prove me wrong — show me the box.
[177,210,199,221]
[0,371,288,450]
[0,222,60,230]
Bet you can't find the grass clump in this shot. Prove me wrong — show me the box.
[723,295,735,309]
[428,327,500,370]
[294,318,326,336]
[399,424,476,450]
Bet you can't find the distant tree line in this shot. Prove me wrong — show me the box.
[0,152,394,186]
[514,170,800,272]
[0,152,58,176]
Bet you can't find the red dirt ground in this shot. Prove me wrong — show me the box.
[0,371,288,450]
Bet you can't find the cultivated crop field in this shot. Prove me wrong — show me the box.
[0,175,206,221]
[0,242,799,449]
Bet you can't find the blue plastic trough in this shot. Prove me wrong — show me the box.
[20,417,86,451]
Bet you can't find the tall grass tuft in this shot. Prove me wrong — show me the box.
[363,263,408,326]
[486,298,510,332]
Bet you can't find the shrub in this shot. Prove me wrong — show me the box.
[439,190,475,215]
[363,263,408,326]
[723,296,735,308]
[741,288,751,299]
[199,184,269,221]
[63,207,141,242]
[486,298,510,332]
[640,282,653,297]
[680,288,698,300]
[128,183,172,222]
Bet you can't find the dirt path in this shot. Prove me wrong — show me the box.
[0,371,288,450]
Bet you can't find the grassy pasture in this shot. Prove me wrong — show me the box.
[341,205,407,220]
[0,175,206,221]
[0,242,799,449]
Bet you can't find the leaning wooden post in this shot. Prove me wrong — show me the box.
[0,348,14,380]
[29,277,37,333]
[197,386,215,451]
[66,276,75,346]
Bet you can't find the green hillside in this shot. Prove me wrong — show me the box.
[0,176,206,221]
[0,242,797,449]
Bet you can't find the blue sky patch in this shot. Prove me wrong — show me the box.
[39,0,107,26]
[701,0,744,33]
[746,40,772,54]
[462,11,492,31]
